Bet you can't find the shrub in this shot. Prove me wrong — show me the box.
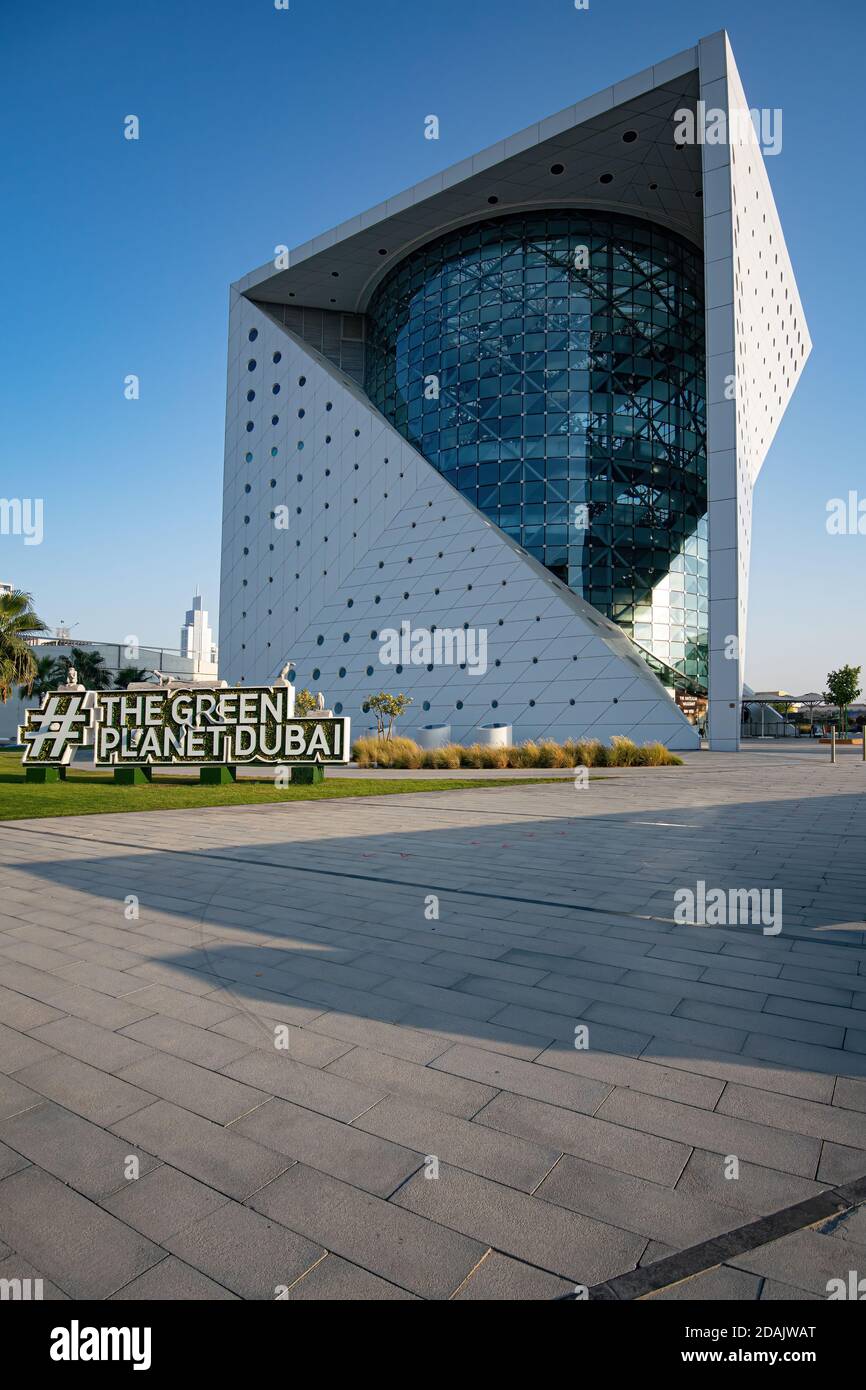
[421,743,462,769]
[477,743,510,768]
[352,735,423,768]
[352,734,682,769]
[608,735,641,767]
[535,739,566,767]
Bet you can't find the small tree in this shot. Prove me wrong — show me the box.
[366,691,413,739]
[0,589,48,699]
[19,654,65,699]
[294,687,316,715]
[65,647,112,690]
[116,666,149,688]
[824,664,862,735]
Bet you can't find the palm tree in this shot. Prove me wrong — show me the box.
[65,646,112,691]
[19,654,65,700]
[0,590,48,700]
[116,666,149,688]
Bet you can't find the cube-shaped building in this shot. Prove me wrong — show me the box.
[219,30,810,751]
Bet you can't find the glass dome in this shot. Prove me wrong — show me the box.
[365,210,708,687]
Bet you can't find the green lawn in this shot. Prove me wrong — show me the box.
[0,752,564,821]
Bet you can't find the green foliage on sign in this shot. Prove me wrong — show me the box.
[294,688,316,715]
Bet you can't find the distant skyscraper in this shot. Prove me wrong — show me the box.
[180,593,218,670]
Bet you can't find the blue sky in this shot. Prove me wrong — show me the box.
[1,0,862,692]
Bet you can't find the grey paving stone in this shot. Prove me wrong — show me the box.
[537,1042,725,1108]
[717,1082,866,1150]
[0,1020,56,1073]
[0,983,64,1031]
[115,1053,268,1125]
[165,1200,323,1299]
[538,1152,745,1247]
[0,1073,44,1122]
[373,976,504,1021]
[644,1265,762,1300]
[0,1100,160,1200]
[284,1253,418,1300]
[0,1138,29,1181]
[259,974,411,1024]
[210,1012,352,1066]
[354,1094,558,1192]
[110,1100,290,1200]
[249,1162,486,1299]
[706,967,851,1007]
[765,996,866,1033]
[730,1228,859,1297]
[590,1001,751,1053]
[0,1254,69,1299]
[834,1077,866,1114]
[232,1096,423,1196]
[328,1046,498,1119]
[221,1049,384,1122]
[347,952,466,989]
[0,1165,163,1299]
[819,1203,866,1249]
[306,1010,453,1064]
[676,1147,825,1217]
[110,1255,240,1299]
[640,1038,834,1103]
[743,1031,866,1079]
[429,1043,610,1115]
[396,1005,552,1061]
[101,1164,229,1242]
[500,948,629,985]
[758,1276,820,1299]
[596,1089,821,1178]
[117,1013,254,1069]
[28,1015,154,1073]
[10,1054,154,1126]
[428,951,547,987]
[487,1003,650,1055]
[454,1249,573,1300]
[817,1141,866,1184]
[116,983,238,1027]
[677,1000,844,1049]
[54,961,151,998]
[475,1091,690,1185]
[393,1161,645,1285]
[623,970,766,1011]
[0,962,153,1029]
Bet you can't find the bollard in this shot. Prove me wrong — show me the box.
[831,727,836,764]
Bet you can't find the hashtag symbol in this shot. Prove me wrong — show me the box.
[20,694,92,763]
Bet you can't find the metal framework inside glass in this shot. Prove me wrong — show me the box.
[365,210,708,688]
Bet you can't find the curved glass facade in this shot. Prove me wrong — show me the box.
[365,210,708,687]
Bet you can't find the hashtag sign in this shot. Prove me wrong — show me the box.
[20,694,93,764]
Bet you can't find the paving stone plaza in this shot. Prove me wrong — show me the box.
[1,744,865,1300]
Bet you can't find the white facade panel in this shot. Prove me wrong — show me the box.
[219,299,698,750]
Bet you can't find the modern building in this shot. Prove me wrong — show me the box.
[180,593,218,671]
[219,30,810,751]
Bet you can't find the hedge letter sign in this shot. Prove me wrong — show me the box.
[20,687,351,768]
